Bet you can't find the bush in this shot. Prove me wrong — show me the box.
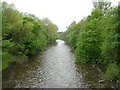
[105,63,119,80]
[2,51,27,70]
[2,52,16,70]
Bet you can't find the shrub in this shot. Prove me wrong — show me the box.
[105,63,119,80]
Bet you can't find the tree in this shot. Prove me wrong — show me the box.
[2,1,58,70]
[93,0,111,14]
[66,21,85,50]
[75,9,102,63]
[101,7,119,64]
[42,18,58,43]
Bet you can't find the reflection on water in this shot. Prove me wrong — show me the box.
[2,40,116,88]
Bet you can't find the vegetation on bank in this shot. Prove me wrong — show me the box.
[1,0,120,87]
[65,0,120,86]
[1,1,58,70]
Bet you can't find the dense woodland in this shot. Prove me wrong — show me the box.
[1,1,58,70]
[65,1,120,86]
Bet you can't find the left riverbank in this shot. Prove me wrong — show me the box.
[2,1,58,71]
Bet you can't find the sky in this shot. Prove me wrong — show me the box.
[2,0,120,32]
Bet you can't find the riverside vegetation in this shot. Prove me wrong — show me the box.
[1,0,120,88]
[1,1,58,70]
[65,0,120,87]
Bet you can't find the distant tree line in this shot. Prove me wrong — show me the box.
[1,1,58,70]
[65,0,120,87]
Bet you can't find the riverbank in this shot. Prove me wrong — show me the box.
[2,42,58,87]
[2,40,117,88]
[2,41,58,71]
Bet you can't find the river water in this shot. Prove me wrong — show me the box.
[2,40,116,88]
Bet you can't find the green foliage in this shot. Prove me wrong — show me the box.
[75,9,102,63]
[65,1,120,84]
[2,51,27,70]
[2,1,58,70]
[2,2,22,40]
[66,21,84,50]
[105,63,119,80]
[2,40,14,48]
[2,52,15,70]
[42,18,58,43]
[101,7,119,64]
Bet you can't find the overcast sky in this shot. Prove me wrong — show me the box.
[2,0,119,32]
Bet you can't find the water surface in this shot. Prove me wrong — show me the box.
[2,40,116,88]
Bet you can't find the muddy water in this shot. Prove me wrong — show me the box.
[2,40,116,88]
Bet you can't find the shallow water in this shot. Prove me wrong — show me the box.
[2,40,116,88]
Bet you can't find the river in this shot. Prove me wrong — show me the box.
[2,40,116,88]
